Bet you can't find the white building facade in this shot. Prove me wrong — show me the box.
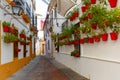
[45,0,120,80]
[0,0,37,79]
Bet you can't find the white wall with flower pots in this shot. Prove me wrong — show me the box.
[51,0,120,80]
[0,0,34,64]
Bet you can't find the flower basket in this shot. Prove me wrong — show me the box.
[101,33,108,41]
[108,0,117,8]
[88,37,94,43]
[80,39,84,44]
[93,36,100,42]
[90,0,96,4]
[110,32,118,40]
[16,49,21,53]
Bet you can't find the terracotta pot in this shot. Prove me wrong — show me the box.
[110,32,118,40]
[80,39,84,44]
[101,33,108,41]
[16,49,21,52]
[90,0,96,4]
[74,53,80,57]
[3,26,11,32]
[20,34,26,38]
[74,40,79,44]
[93,36,100,42]
[88,37,94,43]
[81,6,86,12]
[108,0,117,8]
[91,24,97,29]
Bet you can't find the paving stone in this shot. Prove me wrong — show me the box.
[7,55,89,80]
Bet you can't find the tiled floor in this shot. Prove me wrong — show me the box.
[7,55,89,80]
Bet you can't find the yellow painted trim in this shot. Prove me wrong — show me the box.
[0,56,31,80]
[0,21,1,64]
[6,0,15,6]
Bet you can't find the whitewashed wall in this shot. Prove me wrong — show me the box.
[0,0,33,64]
[53,0,120,80]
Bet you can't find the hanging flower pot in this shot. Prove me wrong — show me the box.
[85,4,90,10]
[80,39,84,44]
[81,6,86,12]
[101,33,108,41]
[91,24,97,30]
[74,53,80,57]
[74,40,79,44]
[20,34,26,38]
[88,13,92,19]
[93,36,100,42]
[90,0,96,4]
[110,32,118,40]
[16,49,21,53]
[88,37,94,43]
[3,26,11,32]
[108,0,117,8]
[104,22,110,27]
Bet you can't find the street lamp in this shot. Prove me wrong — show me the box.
[12,1,23,16]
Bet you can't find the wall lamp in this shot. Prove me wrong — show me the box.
[4,1,23,16]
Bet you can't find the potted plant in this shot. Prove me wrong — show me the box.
[71,50,80,57]
[109,26,119,40]
[16,49,21,52]
[2,21,11,32]
[108,0,117,8]
[19,29,26,38]
[3,33,18,43]
[90,0,96,4]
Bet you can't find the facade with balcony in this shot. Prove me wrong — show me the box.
[44,0,120,80]
[0,0,37,79]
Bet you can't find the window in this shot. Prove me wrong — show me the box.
[54,4,57,18]
[62,20,68,31]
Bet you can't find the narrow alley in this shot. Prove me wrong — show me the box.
[7,56,88,80]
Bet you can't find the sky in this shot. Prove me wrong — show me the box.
[36,0,48,39]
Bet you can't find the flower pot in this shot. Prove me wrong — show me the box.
[91,24,97,29]
[80,39,84,44]
[74,40,79,44]
[3,26,11,32]
[93,36,100,42]
[88,37,94,43]
[85,4,90,9]
[90,0,96,4]
[88,13,92,19]
[104,22,110,27]
[110,32,118,40]
[108,0,117,8]
[16,49,21,52]
[101,33,108,41]
[81,6,86,12]
[74,53,80,57]
[20,34,26,38]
